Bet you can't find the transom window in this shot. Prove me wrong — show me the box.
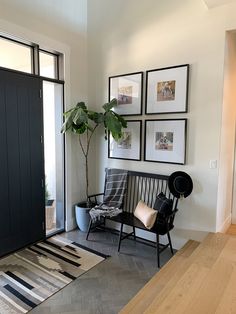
[39,50,58,79]
[0,36,33,74]
[0,34,63,80]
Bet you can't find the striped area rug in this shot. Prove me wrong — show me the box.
[0,235,107,313]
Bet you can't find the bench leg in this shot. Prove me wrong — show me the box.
[156,233,160,268]
[133,226,136,240]
[167,231,174,255]
[86,219,93,240]
[118,223,124,252]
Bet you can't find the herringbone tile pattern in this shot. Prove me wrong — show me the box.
[30,229,174,314]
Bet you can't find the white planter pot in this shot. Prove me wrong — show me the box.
[75,202,91,232]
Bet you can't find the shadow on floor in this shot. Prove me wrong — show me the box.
[31,228,174,314]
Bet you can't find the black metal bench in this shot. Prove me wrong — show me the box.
[86,169,179,267]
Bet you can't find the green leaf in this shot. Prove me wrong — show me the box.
[113,112,127,128]
[103,98,117,112]
[104,111,123,141]
[61,123,67,133]
[73,107,88,125]
[61,99,126,143]
[61,110,76,133]
[71,123,87,134]
[76,102,87,110]
[63,107,75,116]
[89,112,104,124]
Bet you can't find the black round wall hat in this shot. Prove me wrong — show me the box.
[168,171,193,198]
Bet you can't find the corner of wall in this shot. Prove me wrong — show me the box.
[217,214,231,232]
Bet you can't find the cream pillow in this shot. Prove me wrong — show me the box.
[134,200,157,229]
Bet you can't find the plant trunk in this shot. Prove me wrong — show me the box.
[85,154,89,203]
[78,126,98,205]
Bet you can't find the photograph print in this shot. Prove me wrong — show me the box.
[118,86,133,105]
[117,131,132,149]
[108,120,142,160]
[144,119,187,164]
[109,72,143,115]
[155,132,174,151]
[157,80,175,102]
[146,64,189,114]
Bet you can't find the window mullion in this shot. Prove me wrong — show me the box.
[32,44,40,76]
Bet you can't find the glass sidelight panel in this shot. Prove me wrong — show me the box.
[43,81,64,235]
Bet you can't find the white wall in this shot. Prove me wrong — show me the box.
[204,0,236,8]
[222,32,236,227]
[87,0,236,248]
[0,0,88,231]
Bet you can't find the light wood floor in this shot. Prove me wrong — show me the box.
[120,232,236,314]
[226,224,236,235]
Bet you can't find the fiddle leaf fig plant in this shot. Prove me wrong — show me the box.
[61,98,127,204]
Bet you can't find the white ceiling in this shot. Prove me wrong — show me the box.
[203,0,236,8]
[0,0,86,35]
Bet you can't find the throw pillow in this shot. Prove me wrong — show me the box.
[134,200,157,229]
[154,192,173,216]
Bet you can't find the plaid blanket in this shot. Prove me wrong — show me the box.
[89,168,128,222]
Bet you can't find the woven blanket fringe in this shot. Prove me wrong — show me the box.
[89,204,122,223]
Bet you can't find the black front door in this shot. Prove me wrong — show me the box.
[0,69,45,257]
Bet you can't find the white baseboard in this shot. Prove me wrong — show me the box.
[217,215,231,233]
[65,217,77,232]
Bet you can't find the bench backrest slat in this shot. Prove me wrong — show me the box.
[123,170,178,213]
[104,168,179,213]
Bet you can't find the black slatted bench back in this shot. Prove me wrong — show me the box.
[123,170,178,213]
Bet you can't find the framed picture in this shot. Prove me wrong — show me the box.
[145,64,189,114]
[108,120,142,161]
[144,119,187,164]
[109,72,143,116]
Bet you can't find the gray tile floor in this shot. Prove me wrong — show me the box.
[30,229,174,314]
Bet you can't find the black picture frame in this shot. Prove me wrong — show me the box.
[145,64,189,115]
[109,72,143,116]
[144,119,187,164]
[108,120,142,161]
